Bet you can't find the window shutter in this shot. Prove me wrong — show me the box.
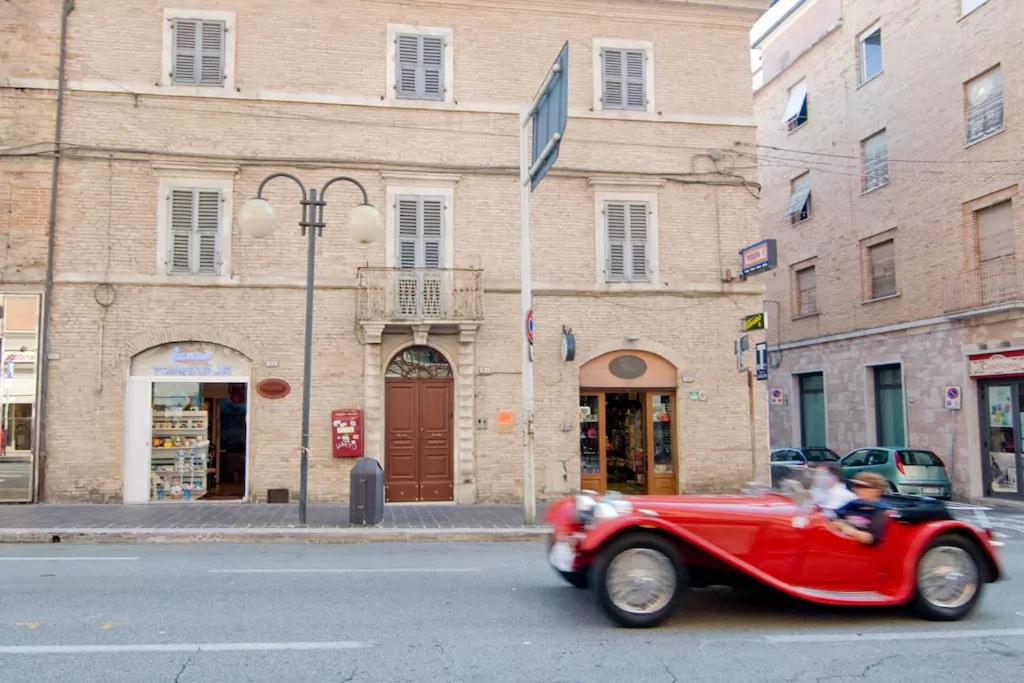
[624,50,646,110]
[628,202,650,281]
[421,36,444,100]
[169,189,194,273]
[396,34,419,98]
[601,49,624,109]
[396,197,419,267]
[172,19,199,84]
[196,190,221,274]
[977,200,1014,262]
[421,198,444,268]
[605,202,627,281]
[198,21,226,85]
[869,240,895,298]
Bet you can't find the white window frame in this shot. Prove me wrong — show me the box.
[857,21,882,85]
[788,172,812,224]
[593,189,660,286]
[160,8,236,92]
[592,38,656,114]
[156,176,233,280]
[783,79,808,131]
[385,23,454,105]
[384,178,457,269]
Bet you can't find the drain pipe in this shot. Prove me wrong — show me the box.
[36,0,75,502]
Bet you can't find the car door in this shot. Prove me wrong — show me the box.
[793,509,888,590]
[840,449,869,479]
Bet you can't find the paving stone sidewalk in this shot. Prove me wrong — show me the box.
[0,502,548,530]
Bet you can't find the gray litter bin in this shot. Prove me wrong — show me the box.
[349,457,385,526]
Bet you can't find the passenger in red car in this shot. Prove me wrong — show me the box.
[811,461,857,515]
[827,472,890,545]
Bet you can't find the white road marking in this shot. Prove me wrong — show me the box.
[766,628,1024,644]
[207,567,481,574]
[0,641,373,655]
[0,557,139,562]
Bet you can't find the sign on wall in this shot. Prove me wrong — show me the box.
[332,409,363,458]
[968,350,1024,378]
[769,387,785,405]
[742,313,766,331]
[131,342,250,377]
[944,386,961,410]
[755,342,768,381]
[739,239,778,276]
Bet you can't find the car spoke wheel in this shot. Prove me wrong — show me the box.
[594,532,686,628]
[913,535,984,621]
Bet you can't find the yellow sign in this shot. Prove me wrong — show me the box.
[742,313,765,331]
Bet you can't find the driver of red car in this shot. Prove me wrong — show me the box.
[827,472,890,546]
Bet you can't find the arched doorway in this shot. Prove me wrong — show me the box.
[384,346,454,502]
[579,350,678,495]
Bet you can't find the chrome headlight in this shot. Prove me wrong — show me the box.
[574,494,596,523]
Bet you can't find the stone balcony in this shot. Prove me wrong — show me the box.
[356,267,484,330]
[945,258,1024,314]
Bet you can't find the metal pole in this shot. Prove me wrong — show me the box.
[298,188,319,525]
[519,109,536,525]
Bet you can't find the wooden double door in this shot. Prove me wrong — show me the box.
[385,378,454,502]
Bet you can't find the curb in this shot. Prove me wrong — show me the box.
[0,526,552,544]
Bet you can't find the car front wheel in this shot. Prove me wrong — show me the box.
[594,532,685,628]
[913,535,983,621]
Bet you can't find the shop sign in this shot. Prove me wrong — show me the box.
[332,409,363,458]
[944,386,961,410]
[967,350,1024,378]
[742,313,766,332]
[2,351,36,364]
[739,239,777,276]
[256,378,290,400]
[131,342,249,377]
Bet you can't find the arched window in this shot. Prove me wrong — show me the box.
[386,346,452,379]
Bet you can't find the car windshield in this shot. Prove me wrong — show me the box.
[804,448,839,462]
[899,450,943,466]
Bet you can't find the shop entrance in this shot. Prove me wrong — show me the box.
[981,379,1024,499]
[579,351,679,496]
[124,342,251,503]
[384,346,454,502]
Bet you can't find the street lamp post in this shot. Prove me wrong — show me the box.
[238,173,384,525]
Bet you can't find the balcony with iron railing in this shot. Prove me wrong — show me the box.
[945,258,1024,314]
[356,267,484,323]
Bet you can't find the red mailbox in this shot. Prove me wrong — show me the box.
[331,409,363,458]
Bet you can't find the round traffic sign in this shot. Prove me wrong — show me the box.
[526,309,535,344]
[946,387,960,400]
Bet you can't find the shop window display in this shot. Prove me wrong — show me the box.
[652,394,673,475]
[150,382,210,500]
[580,396,600,476]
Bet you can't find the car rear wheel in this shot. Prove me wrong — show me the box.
[913,535,983,621]
[594,532,685,628]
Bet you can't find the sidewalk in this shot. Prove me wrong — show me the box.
[0,502,551,544]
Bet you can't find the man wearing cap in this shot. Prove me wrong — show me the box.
[827,472,890,546]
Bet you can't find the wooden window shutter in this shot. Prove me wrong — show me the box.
[601,48,624,109]
[869,240,896,298]
[396,34,444,100]
[172,19,199,84]
[628,202,650,281]
[196,190,221,274]
[199,21,226,85]
[977,200,1014,262]
[421,198,444,268]
[605,201,627,281]
[169,189,194,273]
[396,34,420,98]
[421,36,444,100]
[396,196,420,267]
[624,50,646,110]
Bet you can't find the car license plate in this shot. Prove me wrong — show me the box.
[923,487,942,495]
[549,541,576,573]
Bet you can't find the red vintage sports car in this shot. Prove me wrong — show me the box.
[546,485,1002,628]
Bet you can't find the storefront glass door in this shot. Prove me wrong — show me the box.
[983,381,1021,496]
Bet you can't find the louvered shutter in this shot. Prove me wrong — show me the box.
[396,35,420,98]
[199,21,226,85]
[421,36,444,100]
[169,189,194,273]
[196,190,221,274]
[624,50,646,110]
[628,202,650,281]
[602,49,624,109]
[172,19,198,84]
[605,202,627,281]
[421,198,444,267]
[396,197,420,267]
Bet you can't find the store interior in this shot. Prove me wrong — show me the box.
[605,392,647,495]
[150,382,247,501]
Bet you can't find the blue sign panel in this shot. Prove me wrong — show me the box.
[740,239,778,276]
[755,342,768,381]
[531,42,569,190]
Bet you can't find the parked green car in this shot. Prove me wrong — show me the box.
[839,447,951,499]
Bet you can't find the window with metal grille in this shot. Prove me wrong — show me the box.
[172,19,225,86]
[862,130,889,192]
[966,66,1003,144]
[795,265,817,316]
[604,201,650,282]
[869,239,896,299]
[602,48,646,110]
[788,172,811,224]
[395,34,444,100]
[167,188,222,275]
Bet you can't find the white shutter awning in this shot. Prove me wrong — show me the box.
[782,80,807,124]
[787,185,811,217]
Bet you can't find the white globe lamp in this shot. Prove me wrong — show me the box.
[238,198,278,238]
[348,204,385,245]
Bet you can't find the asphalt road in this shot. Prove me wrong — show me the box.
[0,538,1022,682]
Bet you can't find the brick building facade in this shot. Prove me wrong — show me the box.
[1,0,768,504]
[752,0,1024,500]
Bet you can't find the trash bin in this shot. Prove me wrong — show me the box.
[349,457,384,526]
